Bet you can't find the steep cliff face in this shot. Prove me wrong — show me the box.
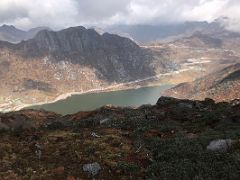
[17,26,155,82]
[164,63,240,101]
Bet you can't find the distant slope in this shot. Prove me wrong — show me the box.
[164,63,240,101]
[0,25,50,43]
[172,31,240,53]
[106,21,224,44]
[0,25,26,43]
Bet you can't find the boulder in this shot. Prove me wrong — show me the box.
[157,96,179,106]
[207,139,234,151]
[83,162,101,176]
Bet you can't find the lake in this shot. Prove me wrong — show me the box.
[28,84,173,115]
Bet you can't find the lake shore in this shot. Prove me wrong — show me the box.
[15,82,170,112]
[1,68,190,113]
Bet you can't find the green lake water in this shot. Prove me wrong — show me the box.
[28,84,173,115]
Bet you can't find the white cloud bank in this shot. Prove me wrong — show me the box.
[0,0,240,31]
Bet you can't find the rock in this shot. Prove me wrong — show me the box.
[231,99,240,106]
[35,143,42,159]
[100,118,111,125]
[91,132,101,138]
[178,102,193,109]
[157,96,179,106]
[139,104,152,109]
[83,162,101,176]
[186,133,198,139]
[207,139,234,151]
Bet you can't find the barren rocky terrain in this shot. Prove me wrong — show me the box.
[164,63,240,102]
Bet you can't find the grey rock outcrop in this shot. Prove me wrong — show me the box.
[207,139,234,151]
[83,162,101,176]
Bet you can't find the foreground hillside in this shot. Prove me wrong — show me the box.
[164,63,240,101]
[0,97,239,179]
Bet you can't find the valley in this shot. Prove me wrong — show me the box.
[0,20,240,113]
[1,1,240,179]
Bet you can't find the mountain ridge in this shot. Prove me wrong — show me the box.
[164,63,240,101]
[106,20,225,44]
[0,24,50,43]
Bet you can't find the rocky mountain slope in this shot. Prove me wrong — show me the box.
[19,26,159,81]
[0,96,239,179]
[0,25,49,43]
[0,26,172,106]
[164,63,240,101]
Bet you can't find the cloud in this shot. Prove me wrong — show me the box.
[0,0,240,31]
[0,0,79,29]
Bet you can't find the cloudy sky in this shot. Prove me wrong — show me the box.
[0,0,240,31]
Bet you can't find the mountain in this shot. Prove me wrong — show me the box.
[164,63,240,102]
[0,25,26,43]
[106,20,224,44]
[0,25,50,43]
[0,96,239,179]
[172,30,240,53]
[20,26,159,81]
[26,26,51,39]
[0,26,172,105]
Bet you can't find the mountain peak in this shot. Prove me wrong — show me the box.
[59,26,87,33]
[0,24,51,43]
[1,24,16,29]
[25,25,141,59]
[0,24,23,33]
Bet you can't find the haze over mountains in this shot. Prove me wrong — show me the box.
[0,19,227,44]
[106,19,225,44]
[0,25,50,43]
